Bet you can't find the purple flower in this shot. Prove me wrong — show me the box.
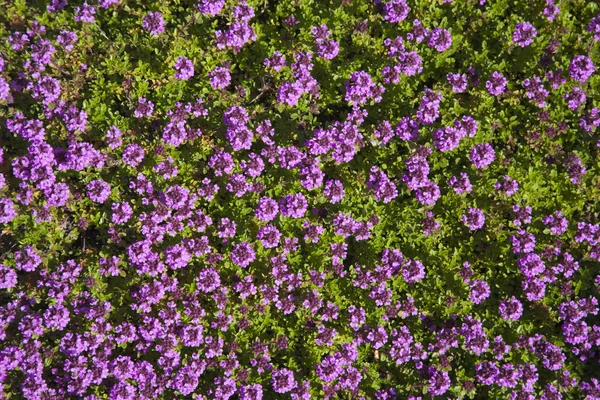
[433,126,463,151]
[106,126,123,149]
[231,242,256,267]
[345,71,384,105]
[428,367,450,396]
[279,193,308,218]
[447,72,467,92]
[134,97,154,118]
[494,175,518,196]
[542,211,568,235]
[32,76,61,105]
[476,361,499,385]
[415,180,440,206]
[209,66,231,89]
[14,246,41,272]
[256,197,279,222]
[522,76,548,107]
[395,117,419,141]
[239,383,264,400]
[402,259,425,283]
[569,55,595,83]
[311,24,331,42]
[470,143,495,168]
[197,268,221,292]
[588,14,600,41]
[122,144,145,167]
[383,0,410,23]
[522,277,546,301]
[417,89,442,124]
[461,208,485,230]
[87,179,111,203]
[257,224,281,248]
[142,12,165,36]
[518,253,545,278]
[111,201,133,224]
[272,368,297,393]
[217,218,237,240]
[422,211,440,235]
[499,296,523,321]
[0,78,9,102]
[513,22,537,47]
[449,172,472,194]
[316,40,340,60]
[469,280,490,304]
[367,167,398,203]
[197,0,225,16]
[486,71,507,95]
[0,264,17,289]
[323,179,345,204]
[74,2,96,23]
[174,57,194,80]
[0,198,17,223]
[57,30,78,52]
[215,21,257,52]
[564,152,586,184]
[428,28,452,52]
[563,86,586,110]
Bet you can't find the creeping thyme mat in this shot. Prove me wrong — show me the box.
[1,0,600,398]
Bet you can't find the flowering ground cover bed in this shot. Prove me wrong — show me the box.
[1,0,600,398]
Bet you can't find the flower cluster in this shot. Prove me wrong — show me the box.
[0,1,599,399]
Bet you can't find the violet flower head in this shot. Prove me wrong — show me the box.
[344,71,384,105]
[428,367,451,396]
[588,14,600,41]
[428,28,452,52]
[87,179,111,203]
[486,71,507,95]
[142,12,165,36]
[323,179,344,204]
[417,88,442,125]
[14,246,41,272]
[470,143,495,169]
[57,30,78,52]
[0,78,9,102]
[74,2,96,23]
[197,0,225,16]
[0,264,17,289]
[415,180,440,206]
[564,152,586,184]
[383,0,410,23]
[279,193,308,218]
[209,66,231,89]
[469,280,491,304]
[499,296,523,321]
[256,197,279,222]
[134,97,154,118]
[461,207,485,230]
[0,198,17,223]
[122,143,145,167]
[231,242,256,267]
[173,57,194,80]
[317,39,340,60]
[569,55,595,83]
[513,22,537,47]
[563,86,586,110]
[542,211,568,235]
[494,175,518,196]
[272,368,297,393]
[447,72,467,93]
[367,166,398,203]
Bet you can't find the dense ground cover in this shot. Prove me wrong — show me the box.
[1,0,600,398]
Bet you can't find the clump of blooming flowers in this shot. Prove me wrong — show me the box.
[0,1,598,399]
